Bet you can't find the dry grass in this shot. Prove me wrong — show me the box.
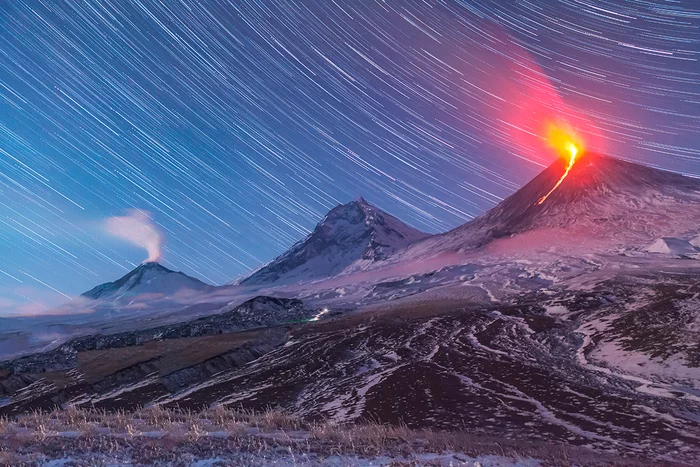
[0,406,682,467]
[76,332,258,382]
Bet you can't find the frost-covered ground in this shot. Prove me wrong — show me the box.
[0,407,662,467]
[6,450,542,467]
[3,251,700,466]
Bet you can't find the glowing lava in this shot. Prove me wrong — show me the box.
[536,124,582,205]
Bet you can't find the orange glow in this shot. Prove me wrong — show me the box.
[536,123,582,205]
[452,28,605,188]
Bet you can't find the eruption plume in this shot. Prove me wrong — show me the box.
[104,209,163,263]
[536,122,583,205]
[467,28,603,172]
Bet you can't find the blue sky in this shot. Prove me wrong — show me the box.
[0,0,698,315]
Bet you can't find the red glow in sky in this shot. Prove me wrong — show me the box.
[536,122,581,205]
[483,36,603,170]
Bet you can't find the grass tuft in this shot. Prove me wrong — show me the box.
[0,406,677,466]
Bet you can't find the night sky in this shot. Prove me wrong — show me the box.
[0,1,698,315]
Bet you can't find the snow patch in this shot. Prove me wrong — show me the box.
[646,237,698,255]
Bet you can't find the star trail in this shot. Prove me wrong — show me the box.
[0,1,698,314]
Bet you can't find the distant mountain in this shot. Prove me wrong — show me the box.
[241,198,429,285]
[404,153,700,255]
[82,262,212,300]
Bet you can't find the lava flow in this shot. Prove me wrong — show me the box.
[536,124,582,205]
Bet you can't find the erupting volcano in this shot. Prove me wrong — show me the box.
[391,151,700,261]
[536,143,578,205]
[536,122,583,205]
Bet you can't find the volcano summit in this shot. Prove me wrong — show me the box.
[81,262,212,300]
[241,197,428,285]
[394,153,700,260]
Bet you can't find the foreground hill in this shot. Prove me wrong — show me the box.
[2,280,699,463]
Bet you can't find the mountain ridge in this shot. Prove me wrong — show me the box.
[85,155,700,293]
[241,198,429,285]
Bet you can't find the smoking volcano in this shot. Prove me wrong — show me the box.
[81,262,212,300]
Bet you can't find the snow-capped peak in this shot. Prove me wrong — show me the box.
[241,198,429,285]
[82,262,211,300]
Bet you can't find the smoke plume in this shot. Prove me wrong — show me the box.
[104,209,163,263]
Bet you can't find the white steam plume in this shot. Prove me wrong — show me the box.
[104,209,163,263]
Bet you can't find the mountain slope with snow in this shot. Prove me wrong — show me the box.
[241,198,429,285]
[81,262,212,300]
[400,153,700,258]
